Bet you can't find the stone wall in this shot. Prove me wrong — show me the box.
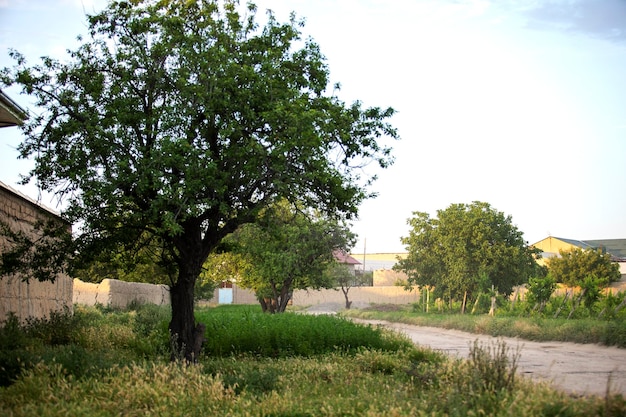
[0,182,74,323]
[73,278,170,308]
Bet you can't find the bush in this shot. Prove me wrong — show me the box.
[24,307,80,345]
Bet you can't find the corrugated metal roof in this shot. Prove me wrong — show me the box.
[583,239,626,260]
[552,237,595,250]
[550,237,626,261]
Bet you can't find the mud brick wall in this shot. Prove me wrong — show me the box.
[73,278,170,308]
[0,182,73,323]
[291,285,419,306]
[204,283,420,306]
[373,269,409,286]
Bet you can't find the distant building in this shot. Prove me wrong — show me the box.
[531,236,626,276]
[333,250,361,274]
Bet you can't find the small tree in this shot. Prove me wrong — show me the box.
[395,202,541,313]
[579,274,609,312]
[325,262,366,309]
[547,248,621,288]
[229,202,355,313]
[525,275,557,314]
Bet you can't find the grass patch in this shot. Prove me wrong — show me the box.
[1,303,625,416]
[0,304,171,386]
[196,305,413,357]
[342,304,626,347]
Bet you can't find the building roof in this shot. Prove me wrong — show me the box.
[0,89,28,128]
[583,239,626,260]
[548,237,626,262]
[333,250,361,265]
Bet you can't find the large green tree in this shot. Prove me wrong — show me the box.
[547,247,621,287]
[394,201,540,312]
[0,0,397,360]
[228,202,355,313]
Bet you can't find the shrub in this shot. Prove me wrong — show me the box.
[467,339,519,394]
[526,275,557,314]
[24,307,80,345]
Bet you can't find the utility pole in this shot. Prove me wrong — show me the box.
[362,238,366,274]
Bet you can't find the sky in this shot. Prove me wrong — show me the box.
[1,0,625,254]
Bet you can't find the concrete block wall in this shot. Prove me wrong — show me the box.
[73,278,170,308]
[0,182,73,323]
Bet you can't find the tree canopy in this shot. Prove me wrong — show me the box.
[227,201,355,313]
[394,201,540,310]
[547,247,621,287]
[1,0,398,360]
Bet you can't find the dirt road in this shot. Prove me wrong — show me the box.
[355,319,626,397]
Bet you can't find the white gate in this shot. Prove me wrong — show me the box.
[218,288,233,304]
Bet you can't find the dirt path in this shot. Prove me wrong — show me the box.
[354,319,626,397]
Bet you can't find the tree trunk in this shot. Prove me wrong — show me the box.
[567,289,586,320]
[461,291,467,314]
[259,297,276,313]
[169,273,204,363]
[341,286,352,309]
[489,295,496,316]
[276,283,292,313]
[553,289,570,319]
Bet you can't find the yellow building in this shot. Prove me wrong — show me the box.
[532,236,626,274]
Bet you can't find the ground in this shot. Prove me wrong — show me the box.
[305,302,626,396]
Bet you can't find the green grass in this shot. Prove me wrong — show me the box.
[196,305,413,357]
[341,304,626,347]
[1,303,625,416]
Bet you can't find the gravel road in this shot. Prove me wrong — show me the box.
[305,303,626,396]
[354,318,626,397]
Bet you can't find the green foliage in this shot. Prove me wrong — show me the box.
[227,202,356,312]
[435,339,520,415]
[343,304,626,347]
[598,291,626,319]
[395,202,541,307]
[203,358,283,396]
[580,274,609,311]
[196,251,251,301]
[547,247,621,287]
[2,0,398,357]
[1,305,624,416]
[471,292,493,314]
[196,305,411,357]
[23,307,81,345]
[326,262,359,289]
[526,275,557,312]
[0,304,171,386]
[467,339,519,394]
